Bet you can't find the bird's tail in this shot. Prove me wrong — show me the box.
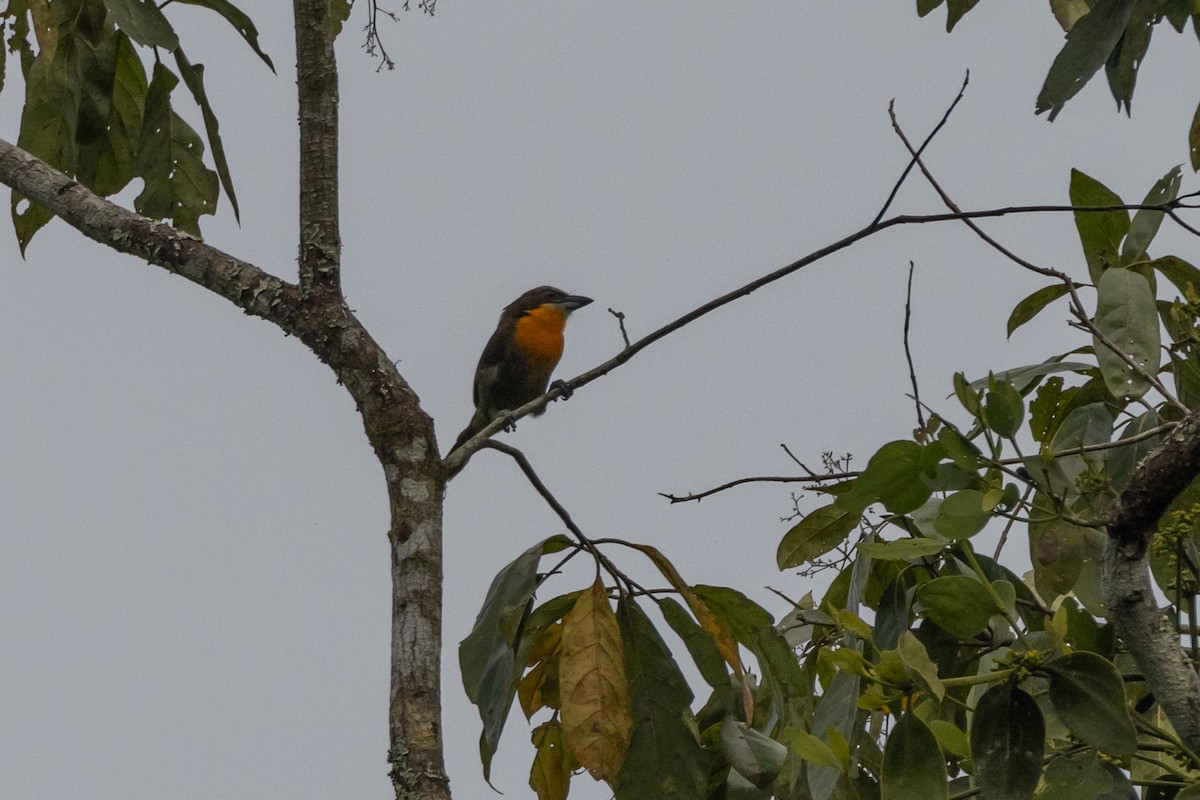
[450,408,491,455]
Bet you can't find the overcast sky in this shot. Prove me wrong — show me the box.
[2,3,1198,799]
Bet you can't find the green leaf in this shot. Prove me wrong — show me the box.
[954,371,983,417]
[173,48,240,222]
[613,598,705,800]
[1093,267,1161,401]
[984,378,1024,437]
[1040,651,1137,758]
[929,720,970,759]
[875,572,913,650]
[778,503,859,569]
[102,0,179,50]
[66,14,138,197]
[966,360,1094,393]
[1050,0,1093,31]
[857,537,949,561]
[658,596,729,691]
[1123,166,1182,263]
[780,728,843,770]
[938,424,981,471]
[836,440,933,516]
[945,0,979,31]
[1007,284,1071,338]
[1191,98,1200,172]
[1029,376,1067,444]
[1070,168,1130,283]
[1103,0,1155,117]
[81,32,147,195]
[1036,0,1138,121]
[135,62,220,236]
[696,585,809,728]
[897,631,944,701]
[1039,752,1113,800]
[881,714,948,800]
[13,5,85,253]
[970,683,1044,800]
[173,0,275,70]
[915,576,995,638]
[330,0,354,38]
[1104,409,1162,493]
[916,0,945,17]
[720,717,788,789]
[458,535,571,780]
[934,490,990,539]
[809,671,861,800]
[725,768,773,800]
[1152,255,1200,297]
[1028,491,1107,602]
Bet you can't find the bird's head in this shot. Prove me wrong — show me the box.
[506,285,593,317]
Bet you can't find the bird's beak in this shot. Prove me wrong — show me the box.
[561,294,593,312]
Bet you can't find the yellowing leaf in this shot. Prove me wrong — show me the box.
[629,543,744,677]
[530,721,576,800]
[518,623,562,719]
[559,578,631,782]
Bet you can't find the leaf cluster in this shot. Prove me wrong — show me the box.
[466,166,1200,799]
[0,0,274,250]
[916,0,1200,168]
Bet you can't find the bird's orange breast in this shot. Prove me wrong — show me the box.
[512,304,568,368]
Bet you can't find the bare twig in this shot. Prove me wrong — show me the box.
[364,0,435,71]
[873,71,970,226]
[608,307,631,348]
[780,443,820,477]
[481,440,644,595]
[442,189,1199,476]
[994,483,1033,560]
[662,421,1176,503]
[903,260,926,430]
[661,472,859,503]
[887,106,1189,415]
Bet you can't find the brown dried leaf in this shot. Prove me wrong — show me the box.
[559,578,632,782]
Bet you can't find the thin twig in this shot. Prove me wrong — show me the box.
[780,443,819,476]
[873,71,970,226]
[994,483,1033,560]
[481,440,644,594]
[608,307,631,348]
[903,260,926,430]
[442,190,1200,478]
[659,472,858,502]
[662,421,1176,503]
[887,106,1189,415]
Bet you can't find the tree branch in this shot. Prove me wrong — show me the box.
[2,7,450,791]
[0,138,301,323]
[442,196,1199,474]
[661,422,1176,503]
[1106,409,1200,755]
[295,0,342,295]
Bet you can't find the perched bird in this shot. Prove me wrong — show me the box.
[450,286,593,454]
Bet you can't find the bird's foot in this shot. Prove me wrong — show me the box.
[498,410,518,432]
[550,379,574,401]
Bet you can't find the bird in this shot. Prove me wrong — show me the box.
[450,285,593,456]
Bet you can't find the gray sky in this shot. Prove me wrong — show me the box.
[2,3,1197,798]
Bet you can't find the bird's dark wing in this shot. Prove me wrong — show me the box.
[472,320,513,414]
